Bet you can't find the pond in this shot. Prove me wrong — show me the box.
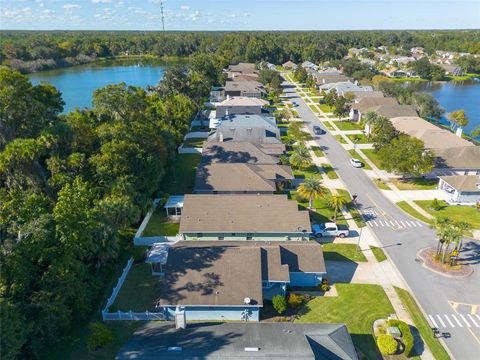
[28,58,179,113]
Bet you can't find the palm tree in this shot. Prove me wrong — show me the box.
[431,217,449,256]
[289,145,312,170]
[328,195,346,221]
[297,177,326,209]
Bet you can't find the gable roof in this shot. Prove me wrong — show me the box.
[117,322,358,359]
[201,141,281,165]
[353,97,398,112]
[217,96,269,107]
[434,146,480,169]
[369,104,417,119]
[224,80,264,93]
[193,163,293,193]
[226,62,258,74]
[179,194,311,234]
[349,91,385,100]
[439,175,480,192]
[282,60,297,68]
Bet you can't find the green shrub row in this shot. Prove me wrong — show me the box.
[388,319,415,357]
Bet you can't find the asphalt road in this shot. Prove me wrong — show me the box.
[283,82,480,360]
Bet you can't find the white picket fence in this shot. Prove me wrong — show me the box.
[103,310,165,321]
[102,257,134,314]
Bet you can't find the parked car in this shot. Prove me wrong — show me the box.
[312,223,350,238]
[313,125,326,135]
[350,158,363,168]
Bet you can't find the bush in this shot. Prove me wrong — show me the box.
[431,198,443,211]
[272,295,287,314]
[287,293,305,308]
[377,334,398,355]
[320,279,330,292]
[388,319,414,356]
[87,322,113,351]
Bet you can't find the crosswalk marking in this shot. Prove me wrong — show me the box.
[444,314,455,327]
[468,314,479,327]
[367,219,423,228]
[399,220,406,227]
[459,314,471,327]
[436,314,447,328]
[394,220,401,227]
[452,314,463,327]
[410,221,418,227]
[372,220,378,226]
[429,315,439,328]
[476,314,480,321]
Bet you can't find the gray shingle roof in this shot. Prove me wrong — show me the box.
[439,175,480,192]
[201,141,281,165]
[117,322,358,359]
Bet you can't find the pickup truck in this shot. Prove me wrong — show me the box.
[312,222,349,238]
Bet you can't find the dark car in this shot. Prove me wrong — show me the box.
[313,125,326,135]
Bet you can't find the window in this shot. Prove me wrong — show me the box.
[246,233,253,240]
[196,233,203,238]
[218,236,224,240]
[231,233,236,236]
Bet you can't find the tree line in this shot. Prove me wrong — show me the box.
[1,30,479,73]
[0,54,224,359]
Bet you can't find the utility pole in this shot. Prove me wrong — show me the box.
[160,1,165,32]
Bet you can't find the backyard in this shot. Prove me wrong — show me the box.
[159,154,201,194]
[296,283,395,360]
[142,207,180,236]
[182,137,205,148]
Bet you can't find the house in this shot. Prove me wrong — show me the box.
[194,163,294,194]
[210,86,225,102]
[390,116,480,175]
[215,96,269,117]
[157,241,325,321]
[302,61,318,71]
[438,63,463,76]
[313,73,349,86]
[411,47,425,54]
[201,141,284,165]
[226,62,258,78]
[363,104,417,126]
[389,56,415,66]
[117,322,358,360]
[208,114,281,144]
[438,175,480,205]
[224,80,265,98]
[349,97,398,121]
[265,62,277,71]
[179,194,311,240]
[348,91,385,101]
[282,60,297,70]
[319,81,373,96]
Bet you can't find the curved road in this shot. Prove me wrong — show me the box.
[283,81,480,360]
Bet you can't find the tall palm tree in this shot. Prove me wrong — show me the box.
[328,195,346,221]
[289,145,312,170]
[297,177,326,209]
[431,217,449,256]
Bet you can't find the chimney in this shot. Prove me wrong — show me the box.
[175,306,186,329]
[225,108,229,116]
[219,132,224,142]
[455,127,463,137]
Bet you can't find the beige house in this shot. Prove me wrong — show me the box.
[350,97,398,121]
[282,60,297,70]
[438,175,480,205]
[224,80,265,98]
[216,96,269,117]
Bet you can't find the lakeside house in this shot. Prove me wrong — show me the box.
[117,322,358,360]
[193,163,294,194]
[282,60,297,70]
[318,81,373,96]
[224,80,265,98]
[208,114,281,144]
[215,96,269,117]
[178,194,311,240]
[438,175,480,205]
[350,97,398,121]
[226,62,259,78]
[201,141,284,164]
[157,241,325,321]
[209,86,225,102]
[361,105,417,129]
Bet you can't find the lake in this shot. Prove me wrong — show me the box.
[407,79,480,137]
[29,58,176,113]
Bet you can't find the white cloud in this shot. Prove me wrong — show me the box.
[91,0,111,4]
[243,12,250,17]
[63,4,81,9]
[180,5,190,10]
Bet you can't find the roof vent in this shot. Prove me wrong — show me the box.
[244,297,251,305]
[244,347,260,352]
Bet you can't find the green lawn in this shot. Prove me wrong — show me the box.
[373,178,390,190]
[369,246,387,262]
[293,164,320,179]
[334,135,347,144]
[394,287,451,360]
[415,200,480,229]
[347,149,372,170]
[113,262,162,312]
[311,146,324,157]
[159,154,201,194]
[289,190,347,226]
[182,137,205,148]
[321,163,339,179]
[333,121,363,131]
[308,104,320,113]
[323,121,335,130]
[319,103,334,113]
[390,178,439,190]
[396,201,432,224]
[360,149,383,170]
[142,207,180,236]
[337,189,366,228]
[347,133,370,144]
[296,284,395,360]
[322,243,367,262]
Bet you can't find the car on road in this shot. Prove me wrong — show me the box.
[312,223,349,238]
[350,158,363,168]
[313,125,326,135]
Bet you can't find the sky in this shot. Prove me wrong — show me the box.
[1,0,479,31]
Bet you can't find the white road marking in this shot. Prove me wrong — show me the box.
[452,314,463,327]
[394,220,401,227]
[399,220,406,227]
[436,314,447,328]
[459,314,471,327]
[379,220,384,226]
[429,315,439,328]
[468,314,479,327]
[476,314,480,321]
[415,221,423,227]
[410,221,418,227]
[404,221,413,227]
[389,220,396,227]
[366,221,372,226]
[444,314,455,327]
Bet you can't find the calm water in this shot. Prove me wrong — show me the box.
[29,58,174,113]
[407,79,480,137]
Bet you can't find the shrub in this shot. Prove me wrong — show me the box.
[287,293,305,308]
[87,322,113,351]
[388,319,414,356]
[320,279,330,292]
[377,334,398,355]
[272,295,287,314]
[431,198,443,211]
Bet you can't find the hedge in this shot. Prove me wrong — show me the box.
[377,334,398,355]
[388,319,414,357]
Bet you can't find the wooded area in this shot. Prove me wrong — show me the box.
[1,30,479,73]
